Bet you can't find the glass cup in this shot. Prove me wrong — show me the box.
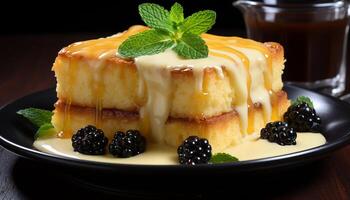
[234,0,350,96]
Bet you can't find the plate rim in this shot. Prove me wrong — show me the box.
[1,85,350,171]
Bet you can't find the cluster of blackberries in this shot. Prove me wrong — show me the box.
[72,126,145,158]
[260,100,321,146]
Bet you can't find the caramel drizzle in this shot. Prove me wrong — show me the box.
[203,34,273,91]
[203,34,272,67]
[93,64,105,129]
[206,41,253,105]
[60,58,79,138]
[63,25,148,59]
[60,99,71,138]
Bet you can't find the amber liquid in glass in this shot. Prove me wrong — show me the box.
[246,17,348,82]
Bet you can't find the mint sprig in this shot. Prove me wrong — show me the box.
[292,96,314,108]
[17,108,55,139]
[118,2,216,59]
[210,153,239,164]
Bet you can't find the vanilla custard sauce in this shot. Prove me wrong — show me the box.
[34,133,326,165]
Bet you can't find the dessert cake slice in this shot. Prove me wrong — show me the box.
[52,25,289,151]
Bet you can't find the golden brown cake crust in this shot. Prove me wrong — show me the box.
[264,42,284,60]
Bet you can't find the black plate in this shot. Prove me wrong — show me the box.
[1,85,350,176]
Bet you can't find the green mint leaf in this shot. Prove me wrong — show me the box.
[118,29,174,58]
[210,153,239,164]
[138,3,172,31]
[17,108,55,139]
[173,32,208,59]
[17,108,53,127]
[119,3,217,59]
[292,96,314,108]
[181,10,216,35]
[169,2,184,24]
[35,123,56,139]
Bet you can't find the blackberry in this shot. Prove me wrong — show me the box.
[72,125,108,155]
[109,130,146,158]
[283,102,321,132]
[260,121,297,145]
[177,136,212,165]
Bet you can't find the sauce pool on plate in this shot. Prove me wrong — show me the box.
[34,132,326,165]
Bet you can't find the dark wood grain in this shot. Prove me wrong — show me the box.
[1,33,350,200]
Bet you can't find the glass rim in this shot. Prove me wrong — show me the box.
[234,0,346,9]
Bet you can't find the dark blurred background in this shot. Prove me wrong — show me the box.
[0,0,244,34]
[2,2,350,199]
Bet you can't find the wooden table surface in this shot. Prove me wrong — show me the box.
[1,32,350,200]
